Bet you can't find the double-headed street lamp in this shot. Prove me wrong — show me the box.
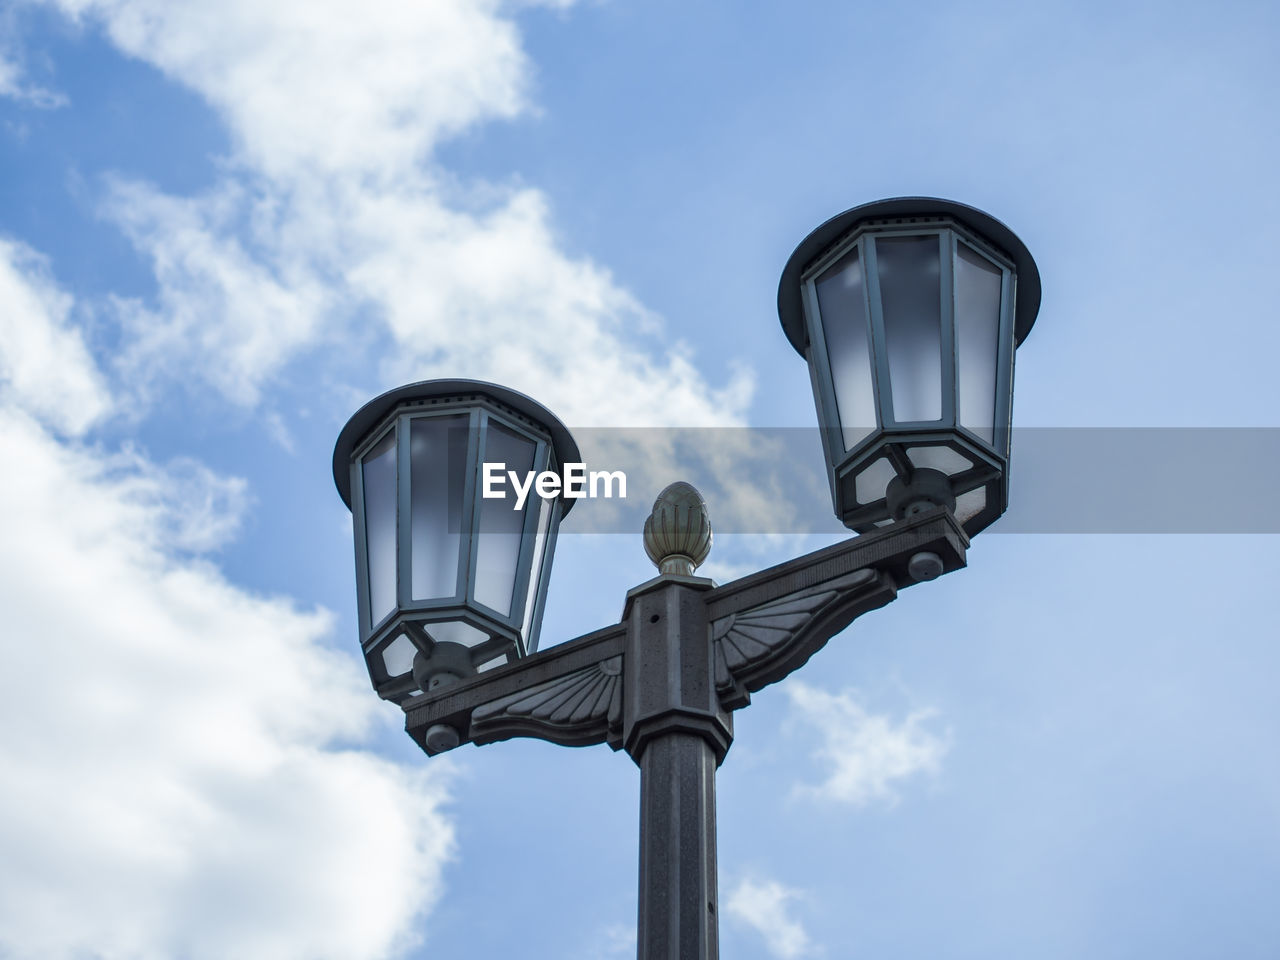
[333,197,1040,959]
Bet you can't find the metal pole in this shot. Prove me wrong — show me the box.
[636,731,719,960]
[623,577,733,960]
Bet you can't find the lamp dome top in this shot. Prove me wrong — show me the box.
[777,196,1041,354]
[332,378,581,510]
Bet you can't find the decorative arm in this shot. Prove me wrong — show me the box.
[705,507,966,708]
[404,623,624,754]
[402,492,966,756]
[471,653,624,749]
[711,568,891,710]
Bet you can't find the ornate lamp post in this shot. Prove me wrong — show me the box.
[333,197,1041,960]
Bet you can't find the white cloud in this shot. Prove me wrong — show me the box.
[100,177,334,409]
[343,184,754,428]
[99,171,754,426]
[46,0,533,180]
[103,448,253,553]
[22,0,753,428]
[0,404,456,960]
[0,31,66,109]
[786,682,949,806]
[726,876,815,960]
[0,84,460,957]
[0,237,112,434]
[0,251,453,958]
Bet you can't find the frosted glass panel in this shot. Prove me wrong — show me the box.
[954,243,1002,444]
[955,486,987,523]
[477,654,509,673]
[361,430,397,629]
[428,620,489,648]
[520,498,554,649]
[855,457,897,505]
[877,235,942,422]
[814,246,875,451]
[381,634,417,677]
[906,445,972,476]
[474,423,537,616]
[410,415,469,599]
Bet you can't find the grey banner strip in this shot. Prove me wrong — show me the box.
[528,428,1280,535]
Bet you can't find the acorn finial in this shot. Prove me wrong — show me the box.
[643,481,712,576]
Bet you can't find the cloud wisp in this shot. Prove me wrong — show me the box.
[32,0,752,428]
[786,682,949,807]
[0,23,66,109]
[726,875,816,960]
[0,236,111,434]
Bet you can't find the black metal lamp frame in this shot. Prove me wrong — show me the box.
[778,197,1041,536]
[333,380,581,708]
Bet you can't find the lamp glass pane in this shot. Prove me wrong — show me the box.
[381,634,416,677]
[906,445,972,476]
[427,620,490,647]
[954,242,1002,444]
[474,422,537,616]
[877,235,942,422]
[361,430,397,629]
[410,415,469,600]
[520,496,554,648]
[814,246,876,451]
[955,486,987,523]
[855,456,897,505]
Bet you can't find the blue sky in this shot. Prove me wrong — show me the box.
[1,1,1278,958]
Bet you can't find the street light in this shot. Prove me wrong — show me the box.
[778,197,1041,535]
[333,197,1039,960]
[332,380,579,747]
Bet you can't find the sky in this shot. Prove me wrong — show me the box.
[0,1,1278,958]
